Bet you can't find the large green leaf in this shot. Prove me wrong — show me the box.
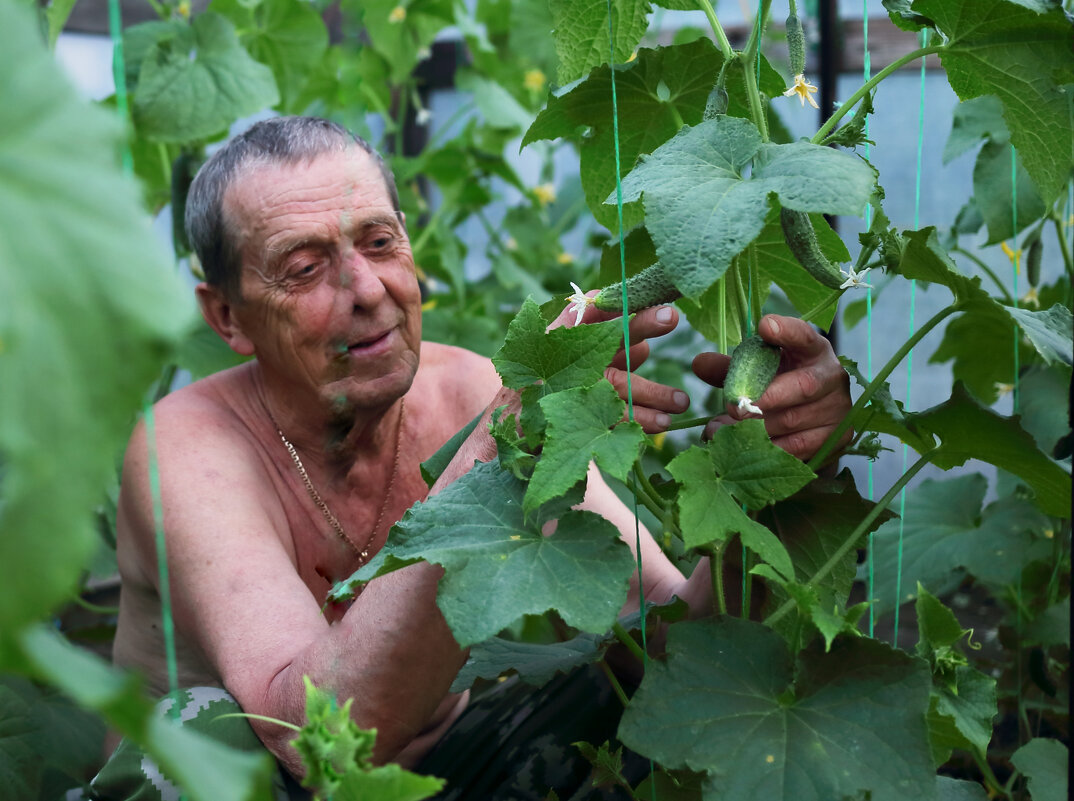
[1008,304,1074,367]
[343,0,455,83]
[1018,365,1074,456]
[897,227,994,307]
[759,470,894,614]
[548,0,651,84]
[912,383,1071,517]
[0,0,191,642]
[870,474,1052,614]
[667,421,814,575]
[616,116,875,298]
[0,675,104,799]
[492,298,623,393]
[930,666,997,759]
[972,140,1044,244]
[132,12,279,142]
[929,302,1035,405]
[914,0,1074,206]
[386,460,635,646]
[449,632,603,692]
[942,95,1008,163]
[618,619,937,801]
[209,0,328,113]
[0,681,40,801]
[19,627,274,801]
[1010,739,1069,801]
[526,381,645,511]
[523,40,786,232]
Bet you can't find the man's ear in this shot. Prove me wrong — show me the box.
[196,282,256,357]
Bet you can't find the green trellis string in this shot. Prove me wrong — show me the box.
[110,0,182,725]
[891,28,929,646]
[861,0,876,639]
[107,0,132,175]
[604,0,656,785]
[143,405,182,721]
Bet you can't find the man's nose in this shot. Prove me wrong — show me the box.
[339,248,387,308]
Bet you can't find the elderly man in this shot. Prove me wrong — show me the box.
[98,117,850,796]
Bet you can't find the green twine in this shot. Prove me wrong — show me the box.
[1010,145,1020,413]
[143,405,181,719]
[107,0,132,175]
[892,28,929,645]
[605,2,654,794]
[862,0,875,638]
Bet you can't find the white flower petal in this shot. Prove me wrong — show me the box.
[736,397,764,416]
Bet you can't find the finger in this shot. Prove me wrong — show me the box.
[770,422,854,462]
[611,341,650,371]
[751,359,850,415]
[758,314,832,363]
[701,414,736,441]
[692,352,731,388]
[605,368,690,418]
[760,394,850,440]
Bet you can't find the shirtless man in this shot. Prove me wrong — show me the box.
[110,117,851,781]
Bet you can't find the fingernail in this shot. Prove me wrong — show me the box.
[767,317,780,336]
[656,306,673,324]
[655,413,671,429]
[673,391,688,410]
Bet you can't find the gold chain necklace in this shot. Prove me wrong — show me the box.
[272,399,405,567]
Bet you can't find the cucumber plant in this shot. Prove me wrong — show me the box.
[4,2,1071,801]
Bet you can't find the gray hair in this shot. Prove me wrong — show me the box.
[185,116,401,300]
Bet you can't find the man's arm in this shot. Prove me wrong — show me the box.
[116,399,497,774]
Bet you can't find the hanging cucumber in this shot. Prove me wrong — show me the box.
[724,335,782,416]
[786,11,806,76]
[591,262,682,314]
[780,207,846,290]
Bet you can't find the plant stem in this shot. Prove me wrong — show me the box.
[972,748,1010,799]
[807,303,960,470]
[665,415,712,432]
[629,465,669,523]
[765,450,935,626]
[69,595,119,615]
[700,0,734,60]
[811,44,944,144]
[213,712,302,732]
[424,100,476,151]
[411,203,447,256]
[799,289,842,325]
[153,364,177,403]
[711,545,727,616]
[1051,209,1074,284]
[952,246,1015,303]
[697,0,733,61]
[599,659,631,708]
[742,54,769,142]
[717,277,728,353]
[740,0,772,141]
[612,621,647,664]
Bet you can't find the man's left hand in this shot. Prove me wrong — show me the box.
[692,314,852,461]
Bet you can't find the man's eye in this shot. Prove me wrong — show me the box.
[367,235,395,251]
[290,261,320,278]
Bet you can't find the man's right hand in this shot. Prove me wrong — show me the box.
[553,297,689,433]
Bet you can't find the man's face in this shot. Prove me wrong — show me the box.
[224,149,421,413]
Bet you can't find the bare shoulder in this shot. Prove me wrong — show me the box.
[116,364,282,579]
[415,342,500,413]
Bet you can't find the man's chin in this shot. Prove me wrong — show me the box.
[323,365,416,418]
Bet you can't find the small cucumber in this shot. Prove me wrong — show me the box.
[724,335,781,416]
[593,262,681,314]
[780,208,845,290]
[786,13,806,76]
[1025,229,1043,287]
